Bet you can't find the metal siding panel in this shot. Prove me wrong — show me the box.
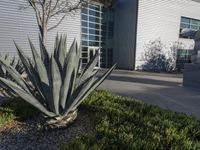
[136,0,200,69]
[0,0,81,56]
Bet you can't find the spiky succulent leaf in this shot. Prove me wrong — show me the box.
[76,52,99,87]
[0,35,116,125]
[0,58,30,93]
[59,39,77,109]
[65,64,116,114]
[0,77,55,117]
[49,56,62,115]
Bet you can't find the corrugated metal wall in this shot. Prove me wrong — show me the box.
[0,0,81,56]
[113,0,138,70]
[136,0,200,69]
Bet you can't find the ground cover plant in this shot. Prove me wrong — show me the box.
[61,90,200,150]
[0,35,115,128]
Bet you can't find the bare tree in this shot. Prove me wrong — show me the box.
[23,0,115,46]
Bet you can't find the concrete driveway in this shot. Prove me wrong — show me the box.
[98,70,200,119]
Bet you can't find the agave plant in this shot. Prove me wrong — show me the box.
[0,35,116,128]
[0,54,24,96]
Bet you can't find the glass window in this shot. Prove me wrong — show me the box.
[82,21,88,27]
[82,28,88,34]
[89,35,100,41]
[89,41,99,46]
[82,15,88,21]
[89,29,100,35]
[181,17,190,24]
[82,8,88,14]
[89,10,100,17]
[82,47,88,52]
[176,49,193,71]
[180,17,200,39]
[82,41,88,46]
[89,16,100,23]
[82,59,88,63]
[89,23,100,29]
[89,5,100,11]
[82,53,88,58]
[82,34,88,40]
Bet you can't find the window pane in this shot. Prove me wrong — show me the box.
[89,41,99,46]
[181,17,190,24]
[82,41,88,46]
[82,28,88,34]
[180,23,190,29]
[82,21,88,27]
[89,23,100,29]
[89,16,100,23]
[82,59,88,63]
[191,19,198,25]
[82,15,88,21]
[82,34,88,40]
[82,47,88,52]
[82,8,88,14]
[191,25,198,30]
[89,10,100,17]
[89,29,100,35]
[82,53,88,58]
[89,35,100,41]
[89,5,100,11]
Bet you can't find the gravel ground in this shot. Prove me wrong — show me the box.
[0,109,93,150]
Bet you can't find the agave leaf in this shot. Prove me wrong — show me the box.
[68,64,116,113]
[29,38,49,86]
[59,39,77,109]
[0,77,55,117]
[49,56,62,115]
[76,52,99,87]
[54,34,60,61]
[29,39,51,106]
[14,42,33,77]
[65,64,116,115]
[15,42,46,102]
[67,42,80,97]
[64,75,94,114]
[0,58,30,93]
[57,35,67,69]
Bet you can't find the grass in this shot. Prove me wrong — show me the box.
[60,90,200,150]
[1,91,200,149]
[0,97,39,128]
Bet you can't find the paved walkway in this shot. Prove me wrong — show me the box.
[98,70,200,119]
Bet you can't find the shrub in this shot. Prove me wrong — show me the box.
[61,91,200,150]
[0,36,116,128]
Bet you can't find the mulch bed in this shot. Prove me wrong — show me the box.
[0,109,93,150]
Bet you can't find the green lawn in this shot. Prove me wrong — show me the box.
[1,91,200,149]
[0,97,39,128]
[60,91,200,150]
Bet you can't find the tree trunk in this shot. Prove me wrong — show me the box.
[41,27,48,47]
[38,24,48,47]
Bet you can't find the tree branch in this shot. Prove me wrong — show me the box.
[47,14,66,31]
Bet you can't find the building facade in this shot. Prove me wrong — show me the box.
[0,0,200,70]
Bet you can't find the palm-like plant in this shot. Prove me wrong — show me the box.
[0,35,116,128]
[0,55,24,96]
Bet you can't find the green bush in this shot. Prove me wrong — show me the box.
[0,98,39,127]
[60,90,200,150]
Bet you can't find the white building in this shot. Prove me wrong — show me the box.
[0,0,200,70]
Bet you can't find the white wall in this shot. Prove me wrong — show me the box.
[135,0,200,69]
[0,0,81,56]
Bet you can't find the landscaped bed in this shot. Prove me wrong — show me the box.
[1,90,200,150]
